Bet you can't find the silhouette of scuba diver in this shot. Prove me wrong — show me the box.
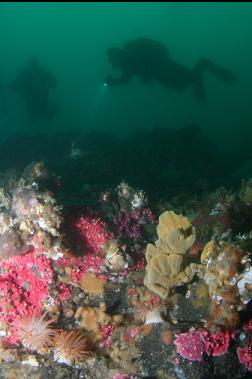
[105,38,236,102]
[11,58,59,122]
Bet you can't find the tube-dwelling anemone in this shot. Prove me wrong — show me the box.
[53,329,90,365]
[16,311,56,351]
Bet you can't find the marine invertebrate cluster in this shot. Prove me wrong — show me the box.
[104,239,129,272]
[144,211,202,298]
[2,158,252,376]
[75,302,123,344]
[201,240,252,326]
[79,272,107,296]
[240,178,252,206]
[115,208,156,241]
[0,162,63,260]
[116,181,147,211]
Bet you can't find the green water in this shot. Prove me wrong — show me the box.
[0,2,252,148]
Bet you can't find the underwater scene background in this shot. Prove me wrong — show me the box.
[1,2,252,379]
[0,2,252,195]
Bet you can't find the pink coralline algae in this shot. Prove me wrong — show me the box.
[72,210,113,254]
[57,254,105,282]
[202,330,230,357]
[57,251,145,283]
[237,344,252,372]
[0,250,55,345]
[56,282,72,305]
[101,324,115,348]
[130,327,139,338]
[115,208,156,240]
[174,331,206,361]
[174,329,230,361]
[113,374,133,379]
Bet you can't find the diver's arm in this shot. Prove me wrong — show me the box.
[105,70,131,87]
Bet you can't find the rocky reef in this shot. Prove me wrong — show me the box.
[0,162,252,378]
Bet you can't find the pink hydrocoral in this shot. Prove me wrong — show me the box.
[57,250,145,283]
[237,344,252,372]
[201,330,230,357]
[57,254,105,282]
[56,283,72,305]
[72,210,113,254]
[174,329,231,361]
[101,324,115,348]
[174,331,206,361]
[113,374,134,379]
[0,250,55,345]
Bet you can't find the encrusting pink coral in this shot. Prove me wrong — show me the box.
[174,331,206,361]
[69,209,113,255]
[237,344,252,372]
[100,324,116,348]
[113,374,134,379]
[201,329,230,357]
[0,250,54,344]
[0,249,73,346]
[174,329,231,361]
[57,250,145,283]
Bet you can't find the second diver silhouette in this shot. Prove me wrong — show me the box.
[105,38,236,102]
[11,58,59,122]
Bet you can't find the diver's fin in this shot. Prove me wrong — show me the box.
[206,60,236,84]
[193,75,207,103]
